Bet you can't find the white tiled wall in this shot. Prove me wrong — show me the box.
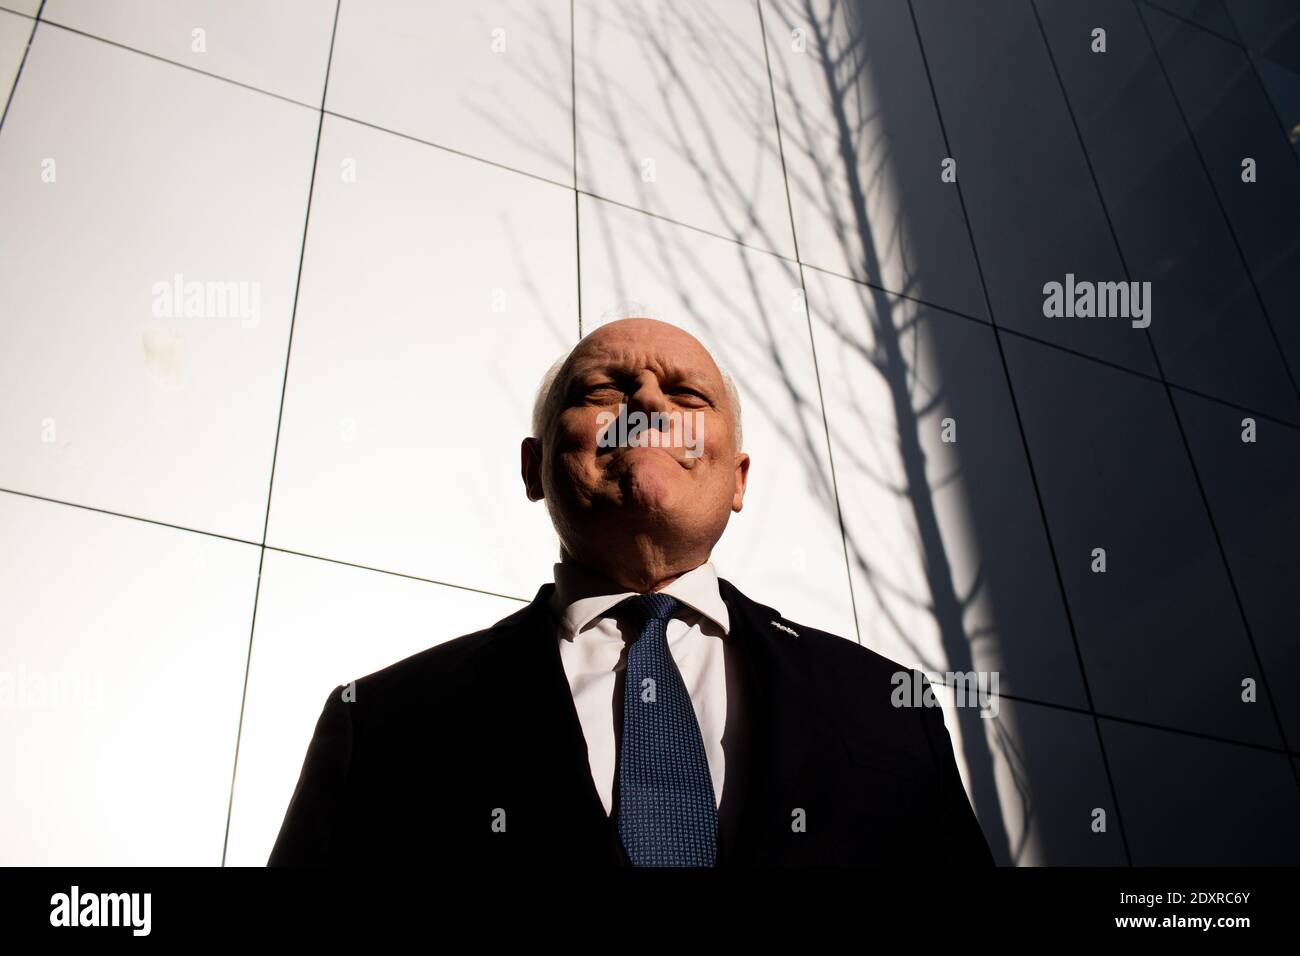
[223,549,524,866]
[0,2,41,20]
[0,24,318,542]
[327,0,573,183]
[0,9,30,100]
[0,493,260,865]
[263,113,577,600]
[42,0,339,105]
[575,0,793,256]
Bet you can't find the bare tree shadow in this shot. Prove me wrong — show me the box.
[470,0,1080,864]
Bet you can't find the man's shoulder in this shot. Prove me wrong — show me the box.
[719,577,916,686]
[790,615,914,679]
[344,595,543,707]
[726,583,954,774]
[775,614,929,720]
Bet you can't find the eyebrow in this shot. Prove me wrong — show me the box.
[567,361,719,394]
[572,350,714,377]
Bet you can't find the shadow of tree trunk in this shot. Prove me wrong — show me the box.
[798,0,1010,860]
[483,0,1025,862]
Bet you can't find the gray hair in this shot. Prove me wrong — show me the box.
[529,331,744,451]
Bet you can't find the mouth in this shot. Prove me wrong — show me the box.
[601,443,695,470]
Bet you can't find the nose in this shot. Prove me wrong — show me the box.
[626,373,672,426]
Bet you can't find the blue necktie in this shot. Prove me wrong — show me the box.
[614,592,718,866]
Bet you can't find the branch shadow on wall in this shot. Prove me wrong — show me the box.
[477,0,1122,865]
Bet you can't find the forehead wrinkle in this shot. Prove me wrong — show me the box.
[568,339,720,387]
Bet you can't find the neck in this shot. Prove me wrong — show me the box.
[558,543,707,593]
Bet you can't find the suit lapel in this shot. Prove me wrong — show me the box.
[483,579,821,866]
[480,586,619,860]
[716,578,817,865]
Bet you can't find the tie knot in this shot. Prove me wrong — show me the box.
[615,592,681,624]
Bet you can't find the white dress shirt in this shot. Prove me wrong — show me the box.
[550,560,730,816]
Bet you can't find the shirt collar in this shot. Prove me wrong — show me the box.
[550,559,731,639]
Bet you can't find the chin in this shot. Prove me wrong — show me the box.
[598,467,681,525]
[619,476,680,517]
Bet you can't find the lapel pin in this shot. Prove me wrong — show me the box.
[770,621,799,638]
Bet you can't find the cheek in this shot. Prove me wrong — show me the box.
[697,414,734,462]
[543,445,597,507]
[555,410,605,452]
[548,415,604,490]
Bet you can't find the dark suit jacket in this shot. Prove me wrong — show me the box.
[268,578,994,866]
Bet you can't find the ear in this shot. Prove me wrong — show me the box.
[521,436,546,501]
[731,452,750,513]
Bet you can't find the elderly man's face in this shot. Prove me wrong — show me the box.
[522,318,749,580]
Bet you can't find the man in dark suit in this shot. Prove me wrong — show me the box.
[269,317,993,867]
